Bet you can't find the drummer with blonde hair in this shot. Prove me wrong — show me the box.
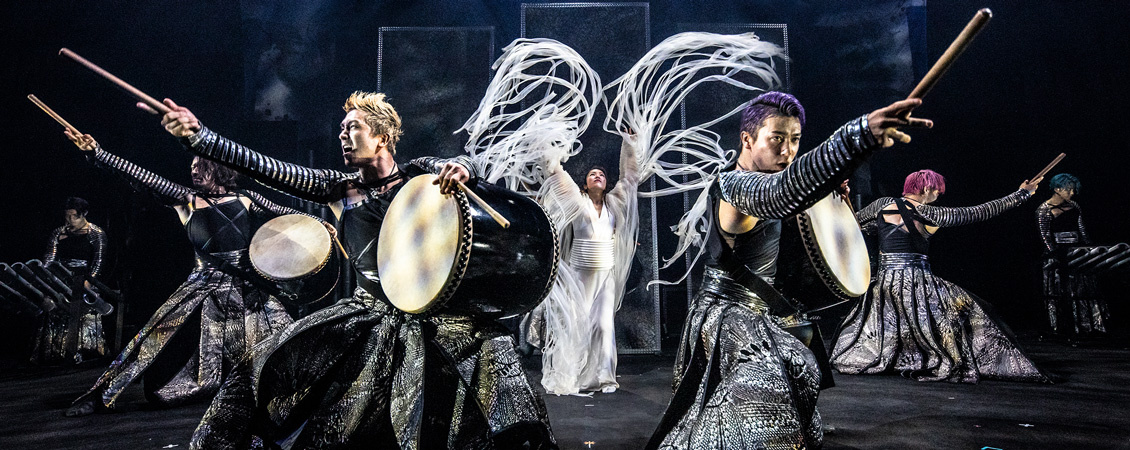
[144,91,556,449]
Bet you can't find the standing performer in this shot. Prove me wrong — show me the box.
[535,137,638,395]
[34,196,108,364]
[647,92,931,449]
[831,169,1048,383]
[147,92,555,449]
[64,133,316,416]
[1036,173,1108,335]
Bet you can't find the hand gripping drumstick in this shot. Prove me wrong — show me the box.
[28,95,82,135]
[907,8,993,100]
[58,48,171,114]
[457,182,510,228]
[1032,153,1066,182]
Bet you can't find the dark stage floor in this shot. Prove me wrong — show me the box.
[2,336,1128,450]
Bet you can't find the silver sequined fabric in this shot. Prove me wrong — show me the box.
[191,288,555,449]
[84,257,294,408]
[831,253,1048,383]
[649,267,822,450]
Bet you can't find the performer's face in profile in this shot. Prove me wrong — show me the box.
[64,209,84,229]
[339,110,388,167]
[1055,187,1075,201]
[190,157,217,192]
[585,169,607,193]
[740,115,801,173]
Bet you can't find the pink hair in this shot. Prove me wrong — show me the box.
[902,169,946,196]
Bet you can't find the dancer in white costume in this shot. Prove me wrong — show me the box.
[458,38,643,395]
[536,139,638,394]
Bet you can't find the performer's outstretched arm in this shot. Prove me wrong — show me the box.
[185,127,353,204]
[718,116,880,219]
[607,135,641,203]
[74,136,194,206]
[917,189,1032,228]
[240,189,329,225]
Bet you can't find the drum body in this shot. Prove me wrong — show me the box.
[378,175,557,317]
[249,214,339,303]
[797,192,871,299]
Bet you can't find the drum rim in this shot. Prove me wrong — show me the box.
[797,194,871,299]
[250,214,333,282]
[534,200,560,310]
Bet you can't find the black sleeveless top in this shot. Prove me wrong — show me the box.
[705,194,783,284]
[877,198,932,255]
[184,197,252,254]
[1048,205,1080,233]
[339,169,410,296]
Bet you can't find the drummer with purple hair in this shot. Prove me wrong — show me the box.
[649,91,932,449]
[831,169,1047,383]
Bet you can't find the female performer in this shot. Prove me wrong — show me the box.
[536,136,638,395]
[64,132,320,416]
[831,169,1048,383]
[34,196,108,364]
[1036,173,1107,334]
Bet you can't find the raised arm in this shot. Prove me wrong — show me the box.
[1035,203,1056,252]
[855,197,895,236]
[88,224,107,278]
[186,127,353,204]
[718,115,880,219]
[917,189,1032,228]
[607,134,641,204]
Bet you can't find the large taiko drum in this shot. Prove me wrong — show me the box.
[377,174,558,317]
[797,192,871,299]
[249,214,339,303]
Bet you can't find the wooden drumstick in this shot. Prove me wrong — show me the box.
[332,235,350,259]
[58,48,171,114]
[908,8,993,100]
[457,181,510,228]
[1032,153,1066,182]
[27,95,81,135]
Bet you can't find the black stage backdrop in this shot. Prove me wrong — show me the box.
[2,1,1127,362]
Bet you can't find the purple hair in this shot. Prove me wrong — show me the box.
[903,169,946,196]
[739,91,806,135]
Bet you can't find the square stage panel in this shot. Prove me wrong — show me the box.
[377,27,495,160]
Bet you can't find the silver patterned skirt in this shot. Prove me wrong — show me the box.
[831,253,1048,383]
[75,250,294,408]
[648,266,822,450]
[190,287,556,450]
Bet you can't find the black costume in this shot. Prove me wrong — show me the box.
[34,222,108,363]
[1036,200,1108,334]
[832,192,1048,383]
[649,116,880,450]
[182,127,555,449]
[71,146,304,410]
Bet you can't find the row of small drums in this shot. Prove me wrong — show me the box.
[248,176,871,318]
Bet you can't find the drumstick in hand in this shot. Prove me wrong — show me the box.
[1032,153,1066,182]
[28,95,81,135]
[59,48,170,114]
[458,182,510,228]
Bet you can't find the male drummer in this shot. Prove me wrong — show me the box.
[647,91,931,449]
[144,92,556,449]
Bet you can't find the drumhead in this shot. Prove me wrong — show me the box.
[250,214,332,281]
[802,193,871,297]
[378,174,464,314]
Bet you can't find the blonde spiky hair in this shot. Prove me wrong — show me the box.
[343,91,403,154]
